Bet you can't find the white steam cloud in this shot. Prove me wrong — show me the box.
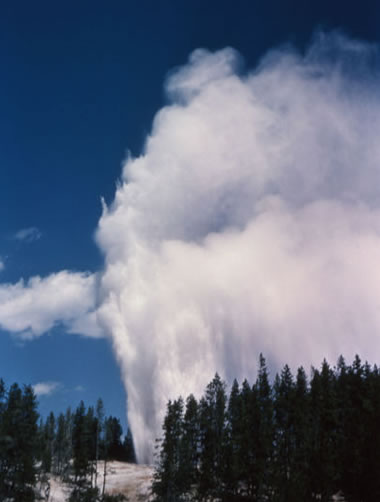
[96,33,380,463]
[0,271,101,339]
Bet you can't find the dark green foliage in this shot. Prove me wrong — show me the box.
[69,482,100,502]
[153,354,380,502]
[102,494,128,502]
[254,354,274,501]
[198,374,227,500]
[291,366,312,500]
[0,383,39,501]
[123,428,137,464]
[309,360,339,501]
[180,394,199,492]
[0,378,133,501]
[224,379,243,498]
[104,416,125,460]
[73,401,92,481]
[55,409,73,477]
[272,365,296,502]
[39,411,56,473]
[152,398,185,501]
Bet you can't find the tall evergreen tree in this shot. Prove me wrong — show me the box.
[178,394,199,496]
[123,427,137,463]
[198,374,227,501]
[0,384,39,501]
[254,354,274,501]
[273,364,296,502]
[72,400,92,495]
[152,398,184,501]
[95,398,105,487]
[309,360,339,501]
[225,379,243,499]
[40,411,56,473]
[292,366,312,501]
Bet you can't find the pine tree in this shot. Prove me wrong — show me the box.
[198,374,227,500]
[292,366,312,501]
[309,360,339,501]
[152,398,184,501]
[178,394,199,496]
[359,362,380,502]
[123,427,137,463]
[255,354,274,501]
[95,398,105,487]
[55,411,71,476]
[225,379,243,499]
[239,378,259,499]
[72,400,93,497]
[104,417,124,460]
[40,411,56,473]
[0,384,39,501]
[273,364,296,502]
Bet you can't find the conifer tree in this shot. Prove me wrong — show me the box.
[95,398,105,487]
[309,360,339,501]
[198,374,227,500]
[40,411,56,473]
[72,400,93,497]
[123,427,137,463]
[292,366,312,500]
[55,411,71,476]
[0,384,39,501]
[255,354,274,501]
[273,364,297,502]
[178,394,199,495]
[152,398,184,501]
[224,379,242,498]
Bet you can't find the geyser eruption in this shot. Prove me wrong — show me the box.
[96,33,380,463]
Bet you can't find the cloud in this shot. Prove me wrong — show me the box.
[0,259,4,272]
[33,381,60,397]
[96,32,380,462]
[0,270,102,339]
[14,227,42,242]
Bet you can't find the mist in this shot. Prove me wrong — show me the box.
[94,32,380,463]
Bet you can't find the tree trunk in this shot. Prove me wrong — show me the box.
[102,458,107,497]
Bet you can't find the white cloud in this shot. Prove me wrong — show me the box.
[33,381,60,397]
[14,227,42,242]
[96,33,380,462]
[0,259,4,272]
[0,270,102,339]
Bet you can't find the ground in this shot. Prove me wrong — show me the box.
[45,461,154,502]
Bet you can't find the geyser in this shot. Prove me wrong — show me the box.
[95,32,380,463]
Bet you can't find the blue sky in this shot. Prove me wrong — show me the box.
[1,0,379,436]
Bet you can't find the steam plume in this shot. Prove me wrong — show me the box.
[95,32,380,463]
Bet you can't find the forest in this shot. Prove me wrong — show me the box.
[2,353,380,502]
[153,355,380,502]
[0,380,135,501]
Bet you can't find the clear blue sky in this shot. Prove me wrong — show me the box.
[0,0,378,429]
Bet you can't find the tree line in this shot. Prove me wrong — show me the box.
[0,379,135,501]
[153,354,380,502]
